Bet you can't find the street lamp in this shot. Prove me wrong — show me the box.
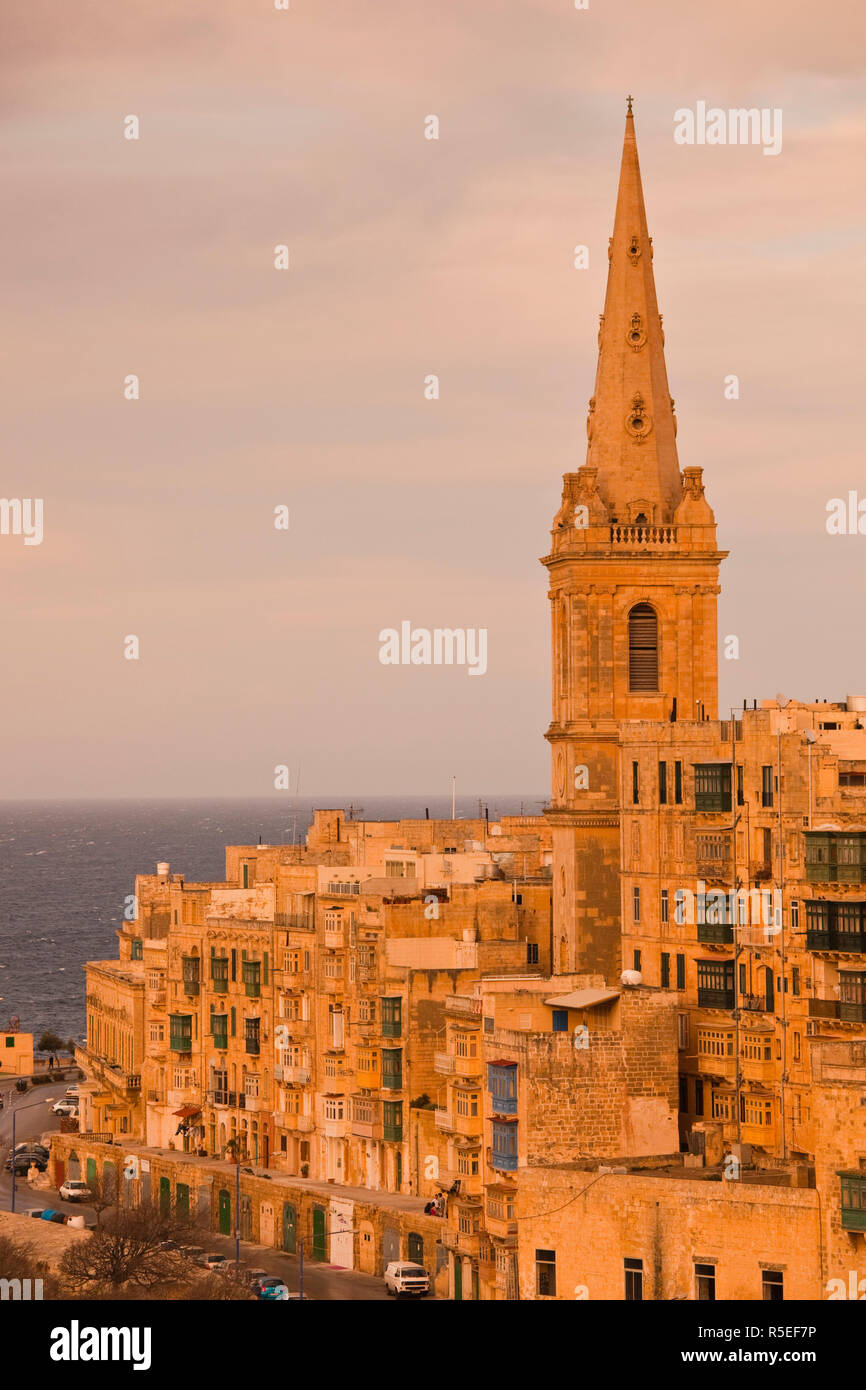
[9,1098,52,1213]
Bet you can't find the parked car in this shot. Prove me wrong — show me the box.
[254,1276,289,1301]
[65,1087,80,1101]
[58,1179,91,1203]
[180,1246,206,1264]
[384,1262,431,1297]
[52,1100,77,1116]
[248,1268,270,1289]
[15,1142,49,1157]
[5,1154,47,1174]
[202,1253,229,1272]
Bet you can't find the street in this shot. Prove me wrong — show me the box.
[0,1082,427,1300]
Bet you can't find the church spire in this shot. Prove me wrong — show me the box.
[585,102,683,523]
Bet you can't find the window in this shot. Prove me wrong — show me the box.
[632,761,640,805]
[697,960,735,1009]
[694,1078,704,1116]
[628,605,658,692]
[244,1017,260,1055]
[792,967,800,996]
[211,1013,228,1049]
[659,762,668,805]
[677,1013,689,1050]
[624,1258,643,1301]
[633,949,641,972]
[381,997,402,1037]
[762,765,774,808]
[694,764,732,812]
[551,1010,568,1033]
[463,1085,483,1117]
[457,1151,479,1177]
[679,1075,688,1112]
[839,1172,866,1231]
[633,887,641,924]
[697,1027,733,1060]
[455,1033,477,1060]
[661,889,669,925]
[675,761,683,804]
[738,962,747,995]
[383,1100,402,1141]
[536,1250,556,1298]
[676,954,685,991]
[661,953,670,988]
[737,764,744,806]
[381,1048,403,1090]
[696,833,731,863]
[491,1120,518,1170]
[695,1263,716,1301]
[762,1270,784,1302]
[791,900,799,930]
[130,938,142,961]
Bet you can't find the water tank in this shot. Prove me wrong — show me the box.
[846,696,866,713]
[620,969,642,987]
[156,862,170,877]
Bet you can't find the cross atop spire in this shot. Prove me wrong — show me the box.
[626,94,633,115]
[584,105,683,523]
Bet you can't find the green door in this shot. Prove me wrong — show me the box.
[282,1203,297,1253]
[86,1158,97,1186]
[159,1176,171,1218]
[176,1183,190,1220]
[312,1206,326,1261]
[454,1256,463,1301]
[218,1188,231,1236]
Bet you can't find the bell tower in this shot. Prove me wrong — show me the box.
[542,102,727,977]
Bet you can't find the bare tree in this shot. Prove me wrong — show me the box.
[0,1233,64,1299]
[59,1199,204,1296]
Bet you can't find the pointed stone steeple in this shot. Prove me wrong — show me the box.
[586,102,682,523]
[542,101,727,980]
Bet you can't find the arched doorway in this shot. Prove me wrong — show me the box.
[260,1201,274,1247]
[282,1203,297,1253]
[218,1188,231,1236]
[312,1206,326,1261]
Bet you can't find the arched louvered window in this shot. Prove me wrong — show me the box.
[628,604,658,692]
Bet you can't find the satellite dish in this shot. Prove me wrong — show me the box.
[776,693,789,708]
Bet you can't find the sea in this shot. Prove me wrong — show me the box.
[0,796,544,1044]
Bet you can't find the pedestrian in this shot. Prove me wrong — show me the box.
[48,1054,54,1071]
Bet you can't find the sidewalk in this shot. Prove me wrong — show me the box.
[115,1139,429,1215]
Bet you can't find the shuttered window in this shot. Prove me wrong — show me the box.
[628,604,658,691]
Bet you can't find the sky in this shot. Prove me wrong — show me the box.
[1,0,865,798]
